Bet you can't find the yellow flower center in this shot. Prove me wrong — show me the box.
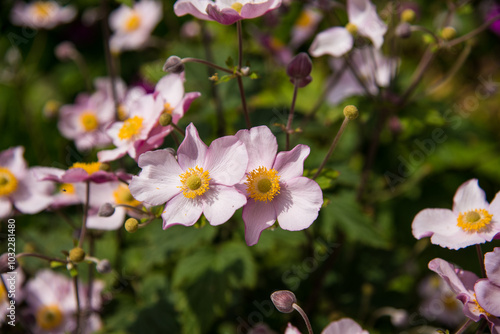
[442,292,460,311]
[118,116,143,140]
[69,162,102,175]
[473,294,492,317]
[36,304,63,330]
[346,22,358,36]
[179,166,211,199]
[117,104,128,121]
[456,209,493,233]
[32,2,55,20]
[79,111,99,132]
[113,184,141,206]
[231,2,243,13]
[163,102,174,114]
[0,282,6,301]
[124,12,141,32]
[0,167,18,197]
[296,10,313,28]
[245,166,280,202]
[59,183,75,195]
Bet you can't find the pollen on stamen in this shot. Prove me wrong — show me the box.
[245,166,280,202]
[178,166,211,199]
[70,162,102,175]
[80,111,99,132]
[0,167,18,197]
[230,2,243,13]
[118,116,144,140]
[456,208,493,233]
[124,12,141,31]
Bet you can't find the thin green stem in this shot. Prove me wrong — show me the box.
[100,0,119,116]
[182,57,235,74]
[74,276,82,334]
[171,123,185,137]
[78,181,90,248]
[236,21,251,128]
[292,303,313,334]
[399,46,435,106]
[454,318,473,334]
[285,84,299,150]
[446,13,500,48]
[16,252,67,264]
[313,117,350,179]
[476,244,486,278]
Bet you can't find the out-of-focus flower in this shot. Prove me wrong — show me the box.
[284,323,301,334]
[418,274,466,327]
[109,0,162,53]
[130,123,248,228]
[0,147,53,219]
[249,323,278,334]
[475,247,500,317]
[290,6,322,49]
[24,269,103,334]
[327,47,397,105]
[412,179,500,250]
[180,20,202,39]
[33,162,118,184]
[322,318,369,334]
[174,0,282,25]
[54,41,78,61]
[486,4,500,36]
[428,258,500,332]
[256,33,292,65]
[235,126,323,246]
[309,0,387,57]
[10,1,76,29]
[0,270,24,325]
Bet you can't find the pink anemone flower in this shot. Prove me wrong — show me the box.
[33,162,118,184]
[130,123,248,228]
[475,247,500,317]
[412,179,500,250]
[429,258,500,333]
[174,0,282,25]
[309,0,387,57]
[0,147,53,219]
[10,1,76,29]
[235,126,323,246]
[284,318,368,334]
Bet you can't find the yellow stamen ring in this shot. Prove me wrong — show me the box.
[457,208,493,233]
[0,167,18,197]
[118,116,144,140]
[79,111,99,132]
[245,166,280,202]
[36,304,63,330]
[179,166,211,199]
[69,162,102,175]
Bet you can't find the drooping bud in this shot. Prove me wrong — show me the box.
[159,113,173,126]
[400,9,416,23]
[98,203,115,217]
[396,22,412,39]
[124,218,139,233]
[69,247,86,263]
[0,253,18,273]
[271,290,297,313]
[163,56,185,74]
[96,259,112,274]
[343,105,359,120]
[441,27,456,40]
[286,52,313,88]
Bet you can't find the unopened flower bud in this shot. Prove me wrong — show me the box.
[401,9,416,23]
[125,218,139,233]
[396,22,412,39]
[441,26,456,40]
[271,290,297,313]
[163,56,185,74]
[96,259,112,274]
[343,105,359,120]
[69,247,86,263]
[159,113,173,126]
[98,203,115,217]
[0,253,18,273]
[287,52,313,88]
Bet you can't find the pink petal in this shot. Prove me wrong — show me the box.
[235,126,277,171]
[0,146,27,178]
[475,280,500,317]
[485,247,500,286]
[322,318,369,334]
[240,0,282,19]
[206,5,243,25]
[86,207,126,230]
[162,194,203,228]
[204,135,248,185]
[309,27,353,58]
[273,144,310,181]
[177,123,208,170]
[348,0,387,49]
[428,258,477,296]
[0,198,12,219]
[31,166,66,182]
[181,91,201,115]
[12,176,53,214]
[130,150,183,206]
[174,0,213,21]
[202,185,247,226]
[412,208,459,240]
[97,145,129,163]
[242,199,278,246]
[274,177,323,231]
[155,73,185,108]
[453,179,489,214]
[285,323,302,334]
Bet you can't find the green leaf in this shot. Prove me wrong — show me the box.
[69,266,78,277]
[115,0,133,7]
[304,167,340,190]
[50,261,65,268]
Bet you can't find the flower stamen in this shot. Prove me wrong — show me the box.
[124,12,141,31]
[179,166,211,199]
[457,208,493,233]
[36,304,63,330]
[80,111,99,132]
[245,166,280,202]
[70,162,102,175]
[113,184,141,206]
[118,116,143,140]
[0,167,18,197]
[231,2,243,13]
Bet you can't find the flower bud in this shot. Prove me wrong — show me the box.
[441,26,456,41]
[343,105,359,120]
[69,247,86,263]
[396,22,412,39]
[287,52,313,88]
[96,259,112,274]
[271,290,297,313]
[0,253,18,273]
[125,218,139,233]
[159,113,173,126]
[98,203,115,217]
[163,56,185,74]
[401,9,416,23]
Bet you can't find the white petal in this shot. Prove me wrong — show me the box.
[309,27,353,58]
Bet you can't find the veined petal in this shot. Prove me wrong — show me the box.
[204,135,248,185]
[309,27,353,58]
[239,0,282,19]
[235,126,277,171]
[428,258,478,296]
[485,247,500,286]
[412,208,458,238]
[475,280,500,317]
[0,146,27,178]
[206,5,243,25]
[273,144,310,181]
[174,0,213,21]
[453,179,489,214]
[0,198,13,219]
[242,199,277,246]
[275,177,322,231]
[177,123,208,170]
[348,0,387,49]
[162,194,203,228]
[322,318,369,334]
[155,72,185,108]
[202,185,247,226]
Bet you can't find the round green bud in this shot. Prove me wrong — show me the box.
[401,9,416,23]
[441,27,456,41]
[343,105,359,120]
[99,163,110,171]
[125,218,139,233]
[69,247,86,263]
[345,22,358,36]
[159,113,172,126]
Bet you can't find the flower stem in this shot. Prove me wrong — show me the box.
[182,57,235,74]
[236,21,251,128]
[78,181,90,248]
[313,117,350,179]
[399,46,435,106]
[476,244,486,278]
[454,318,473,334]
[292,303,313,334]
[74,276,82,334]
[16,252,68,264]
[446,13,500,48]
[285,83,299,150]
[171,123,185,137]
